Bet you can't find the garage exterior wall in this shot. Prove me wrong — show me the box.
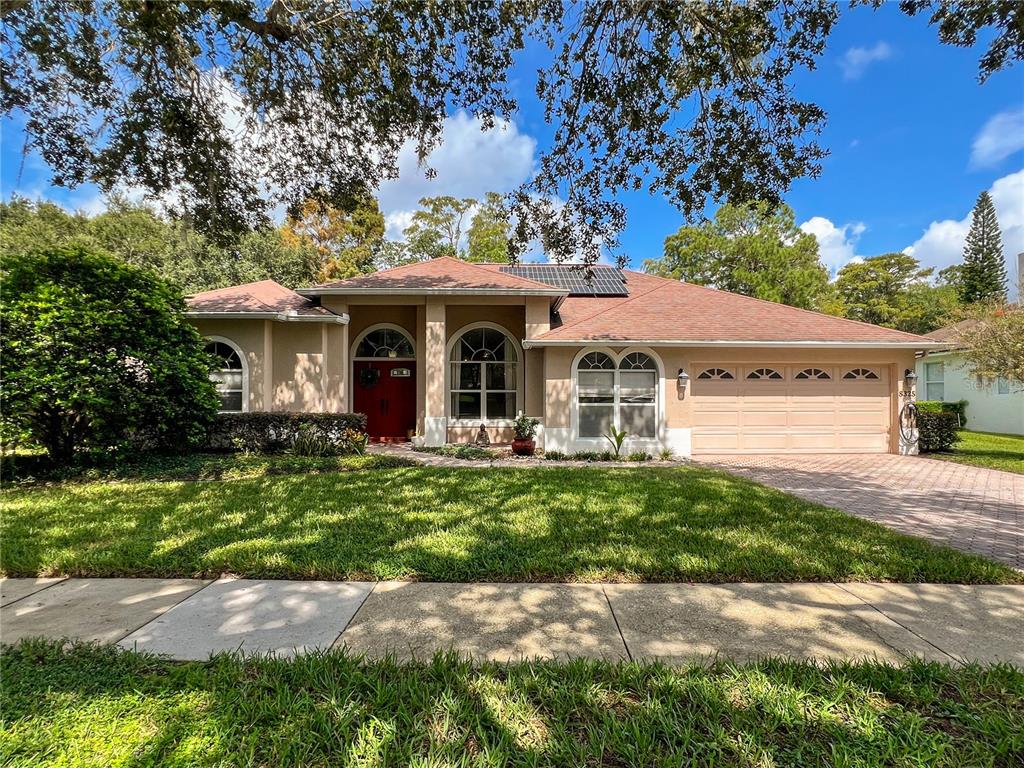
[543,345,917,456]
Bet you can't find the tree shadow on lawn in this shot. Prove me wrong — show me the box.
[1,467,1018,583]
[2,639,1019,767]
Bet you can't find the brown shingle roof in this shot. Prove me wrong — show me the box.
[925,319,977,344]
[187,280,339,318]
[301,256,566,294]
[532,270,937,345]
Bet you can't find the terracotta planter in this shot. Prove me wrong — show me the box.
[511,438,536,456]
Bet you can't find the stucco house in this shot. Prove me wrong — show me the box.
[186,257,943,456]
[915,320,1023,435]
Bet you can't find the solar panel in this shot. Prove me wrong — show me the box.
[499,265,629,296]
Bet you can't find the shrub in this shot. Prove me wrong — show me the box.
[543,450,568,461]
[206,412,367,453]
[414,444,495,460]
[513,413,540,440]
[916,400,968,429]
[627,451,651,462]
[658,448,675,461]
[917,411,962,453]
[0,246,220,459]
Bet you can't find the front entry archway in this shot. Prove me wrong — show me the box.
[351,324,418,442]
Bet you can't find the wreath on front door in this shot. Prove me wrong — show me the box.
[359,368,381,389]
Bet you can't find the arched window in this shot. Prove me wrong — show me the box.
[843,368,879,380]
[576,351,658,439]
[746,367,783,381]
[205,340,245,412]
[449,326,518,420]
[697,368,734,380]
[355,327,414,359]
[795,367,831,380]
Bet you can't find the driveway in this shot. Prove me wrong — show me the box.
[698,454,1023,570]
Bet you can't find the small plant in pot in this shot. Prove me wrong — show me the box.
[511,413,540,456]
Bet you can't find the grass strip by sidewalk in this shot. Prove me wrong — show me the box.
[2,640,1022,767]
[2,464,1019,583]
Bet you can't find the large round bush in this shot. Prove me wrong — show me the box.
[1,246,220,459]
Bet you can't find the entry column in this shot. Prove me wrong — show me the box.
[423,300,447,446]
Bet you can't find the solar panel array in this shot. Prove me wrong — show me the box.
[499,265,629,296]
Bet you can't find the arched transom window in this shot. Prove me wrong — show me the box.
[356,327,414,359]
[795,367,831,380]
[450,326,518,420]
[746,367,783,381]
[576,351,658,439]
[697,368,735,380]
[843,368,879,380]
[205,340,245,412]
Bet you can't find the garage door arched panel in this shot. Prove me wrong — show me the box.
[692,364,890,454]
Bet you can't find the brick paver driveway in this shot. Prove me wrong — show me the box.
[698,454,1023,570]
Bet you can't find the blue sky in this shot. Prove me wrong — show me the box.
[3,3,1022,287]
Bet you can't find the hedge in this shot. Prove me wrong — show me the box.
[205,412,367,453]
[915,400,968,429]
[917,411,962,453]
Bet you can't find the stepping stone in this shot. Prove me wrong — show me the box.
[604,583,944,664]
[119,578,373,660]
[337,582,627,661]
[0,577,65,607]
[1,578,209,645]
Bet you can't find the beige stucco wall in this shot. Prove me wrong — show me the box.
[192,309,919,454]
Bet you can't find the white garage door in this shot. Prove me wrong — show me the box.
[692,365,891,454]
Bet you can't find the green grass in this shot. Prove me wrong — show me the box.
[929,430,1024,474]
[2,461,1019,583]
[2,640,1022,767]
[1,451,416,486]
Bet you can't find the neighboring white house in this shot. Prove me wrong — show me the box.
[916,319,1024,435]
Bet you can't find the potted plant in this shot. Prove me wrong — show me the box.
[511,413,540,456]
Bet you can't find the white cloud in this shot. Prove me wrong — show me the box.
[377,111,537,240]
[799,216,866,274]
[904,168,1024,294]
[839,42,892,80]
[970,108,1024,169]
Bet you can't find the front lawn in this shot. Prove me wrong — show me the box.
[2,462,1018,583]
[2,641,1022,767]
[929,430,1024,474]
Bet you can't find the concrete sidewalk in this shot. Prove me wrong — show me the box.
[2,577,1021,665]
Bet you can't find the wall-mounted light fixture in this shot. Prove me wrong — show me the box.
[677,368,689,386]
[904,369,917,388]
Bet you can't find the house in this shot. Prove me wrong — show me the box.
[915,320,1023,435]
[186,257,944,456]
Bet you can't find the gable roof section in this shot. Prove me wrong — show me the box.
[529,271,941,347]
[925,319,977,345]
[298,256,566,296]
[187,280,346,323]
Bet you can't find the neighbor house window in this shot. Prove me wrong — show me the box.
[925,362,944,401]
[355,327,414,359]
[575,351,658,439]
[206,340,245,412]
[449,326,518,421]
[996,376,1010,395]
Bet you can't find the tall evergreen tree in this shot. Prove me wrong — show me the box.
[960,191,1007,303]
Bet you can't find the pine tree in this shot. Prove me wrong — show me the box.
[960,191,1007,303]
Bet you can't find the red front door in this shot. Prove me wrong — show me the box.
[353,360,416,441]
